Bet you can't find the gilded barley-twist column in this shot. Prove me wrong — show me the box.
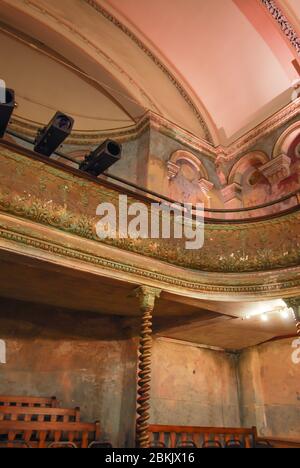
[135,286,161,448]
[285,298,300,336]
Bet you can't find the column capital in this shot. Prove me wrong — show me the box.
[285,298,300,320]
[135,286,161,311]
[198,178,214,194]
[167,161,180,180]
[258,154,291,186]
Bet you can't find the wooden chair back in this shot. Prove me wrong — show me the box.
[0,406,80,423]
[0,420,100,449]
[149,425,258,449]
[0,396,58,408]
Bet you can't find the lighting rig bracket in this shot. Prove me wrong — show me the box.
[79,139,122,176]
[34,111,74,157]
[0,88,15,138]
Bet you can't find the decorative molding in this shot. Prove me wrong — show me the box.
[167,150,210,180]
[3,0,300,157]
[167,161,180,180]
[258,153,291,185]
[228,151,269,185]
[83,0,213,143]
[8,111,217,159]
[217,97,300,163]
[135,286,161,311]
[261,0,300,55]
[2,147,300,278]
[273,120,300,158]
[9,98,300,167]
[221,183,243,204]
[198,178,214,195]
[2,222,300,297]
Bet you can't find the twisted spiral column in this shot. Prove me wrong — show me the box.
[135,286,161,448]
[285,298,300,336]
[294,311,300,337]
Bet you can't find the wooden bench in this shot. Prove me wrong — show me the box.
[0,396,58,408]
[149,425,259,448]
[0,420,101,448]
[0,405,80,423]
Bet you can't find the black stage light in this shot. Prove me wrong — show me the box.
[0,88,15,138]
[79,139,122,176]
[34,111,74,157]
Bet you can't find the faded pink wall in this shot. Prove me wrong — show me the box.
[150,339,241,427]
[238,338,300,438]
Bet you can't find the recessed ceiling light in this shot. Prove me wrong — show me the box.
[261,313,269,322]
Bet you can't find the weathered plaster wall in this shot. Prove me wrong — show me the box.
[238,338,300,438]
[11,112,300,217]
[0,298,138,448]
[150,339,241,427]
[0,296,299,443]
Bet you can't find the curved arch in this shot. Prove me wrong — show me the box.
[273,121,300,158]
[168,150,209,180]
[0,1,213,141]
[228,151,269,185]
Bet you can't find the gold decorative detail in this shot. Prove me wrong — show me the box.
[2,146,300,276]
[136,286,161,312]
[2,223,300,295]
[135,286,161,448]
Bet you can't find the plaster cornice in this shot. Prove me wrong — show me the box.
[9,97,300,163]
[1,215,300,300]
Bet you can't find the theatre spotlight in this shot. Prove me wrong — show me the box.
[34,111,74,157]
[79,140,122,176]
[0,88,15,138]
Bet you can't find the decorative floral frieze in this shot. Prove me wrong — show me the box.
[1,147,300,275]
[261,0,300,55]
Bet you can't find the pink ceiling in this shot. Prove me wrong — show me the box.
[104,0,300,144]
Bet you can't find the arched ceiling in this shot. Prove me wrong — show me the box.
[0,0,299,145]
[0,29,135,131]
[104,0,300,143]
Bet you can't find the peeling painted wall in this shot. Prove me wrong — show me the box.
[150,339,241,427]
[0,298,137,448]
[0,297,299,444]
[238,338,300,438]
